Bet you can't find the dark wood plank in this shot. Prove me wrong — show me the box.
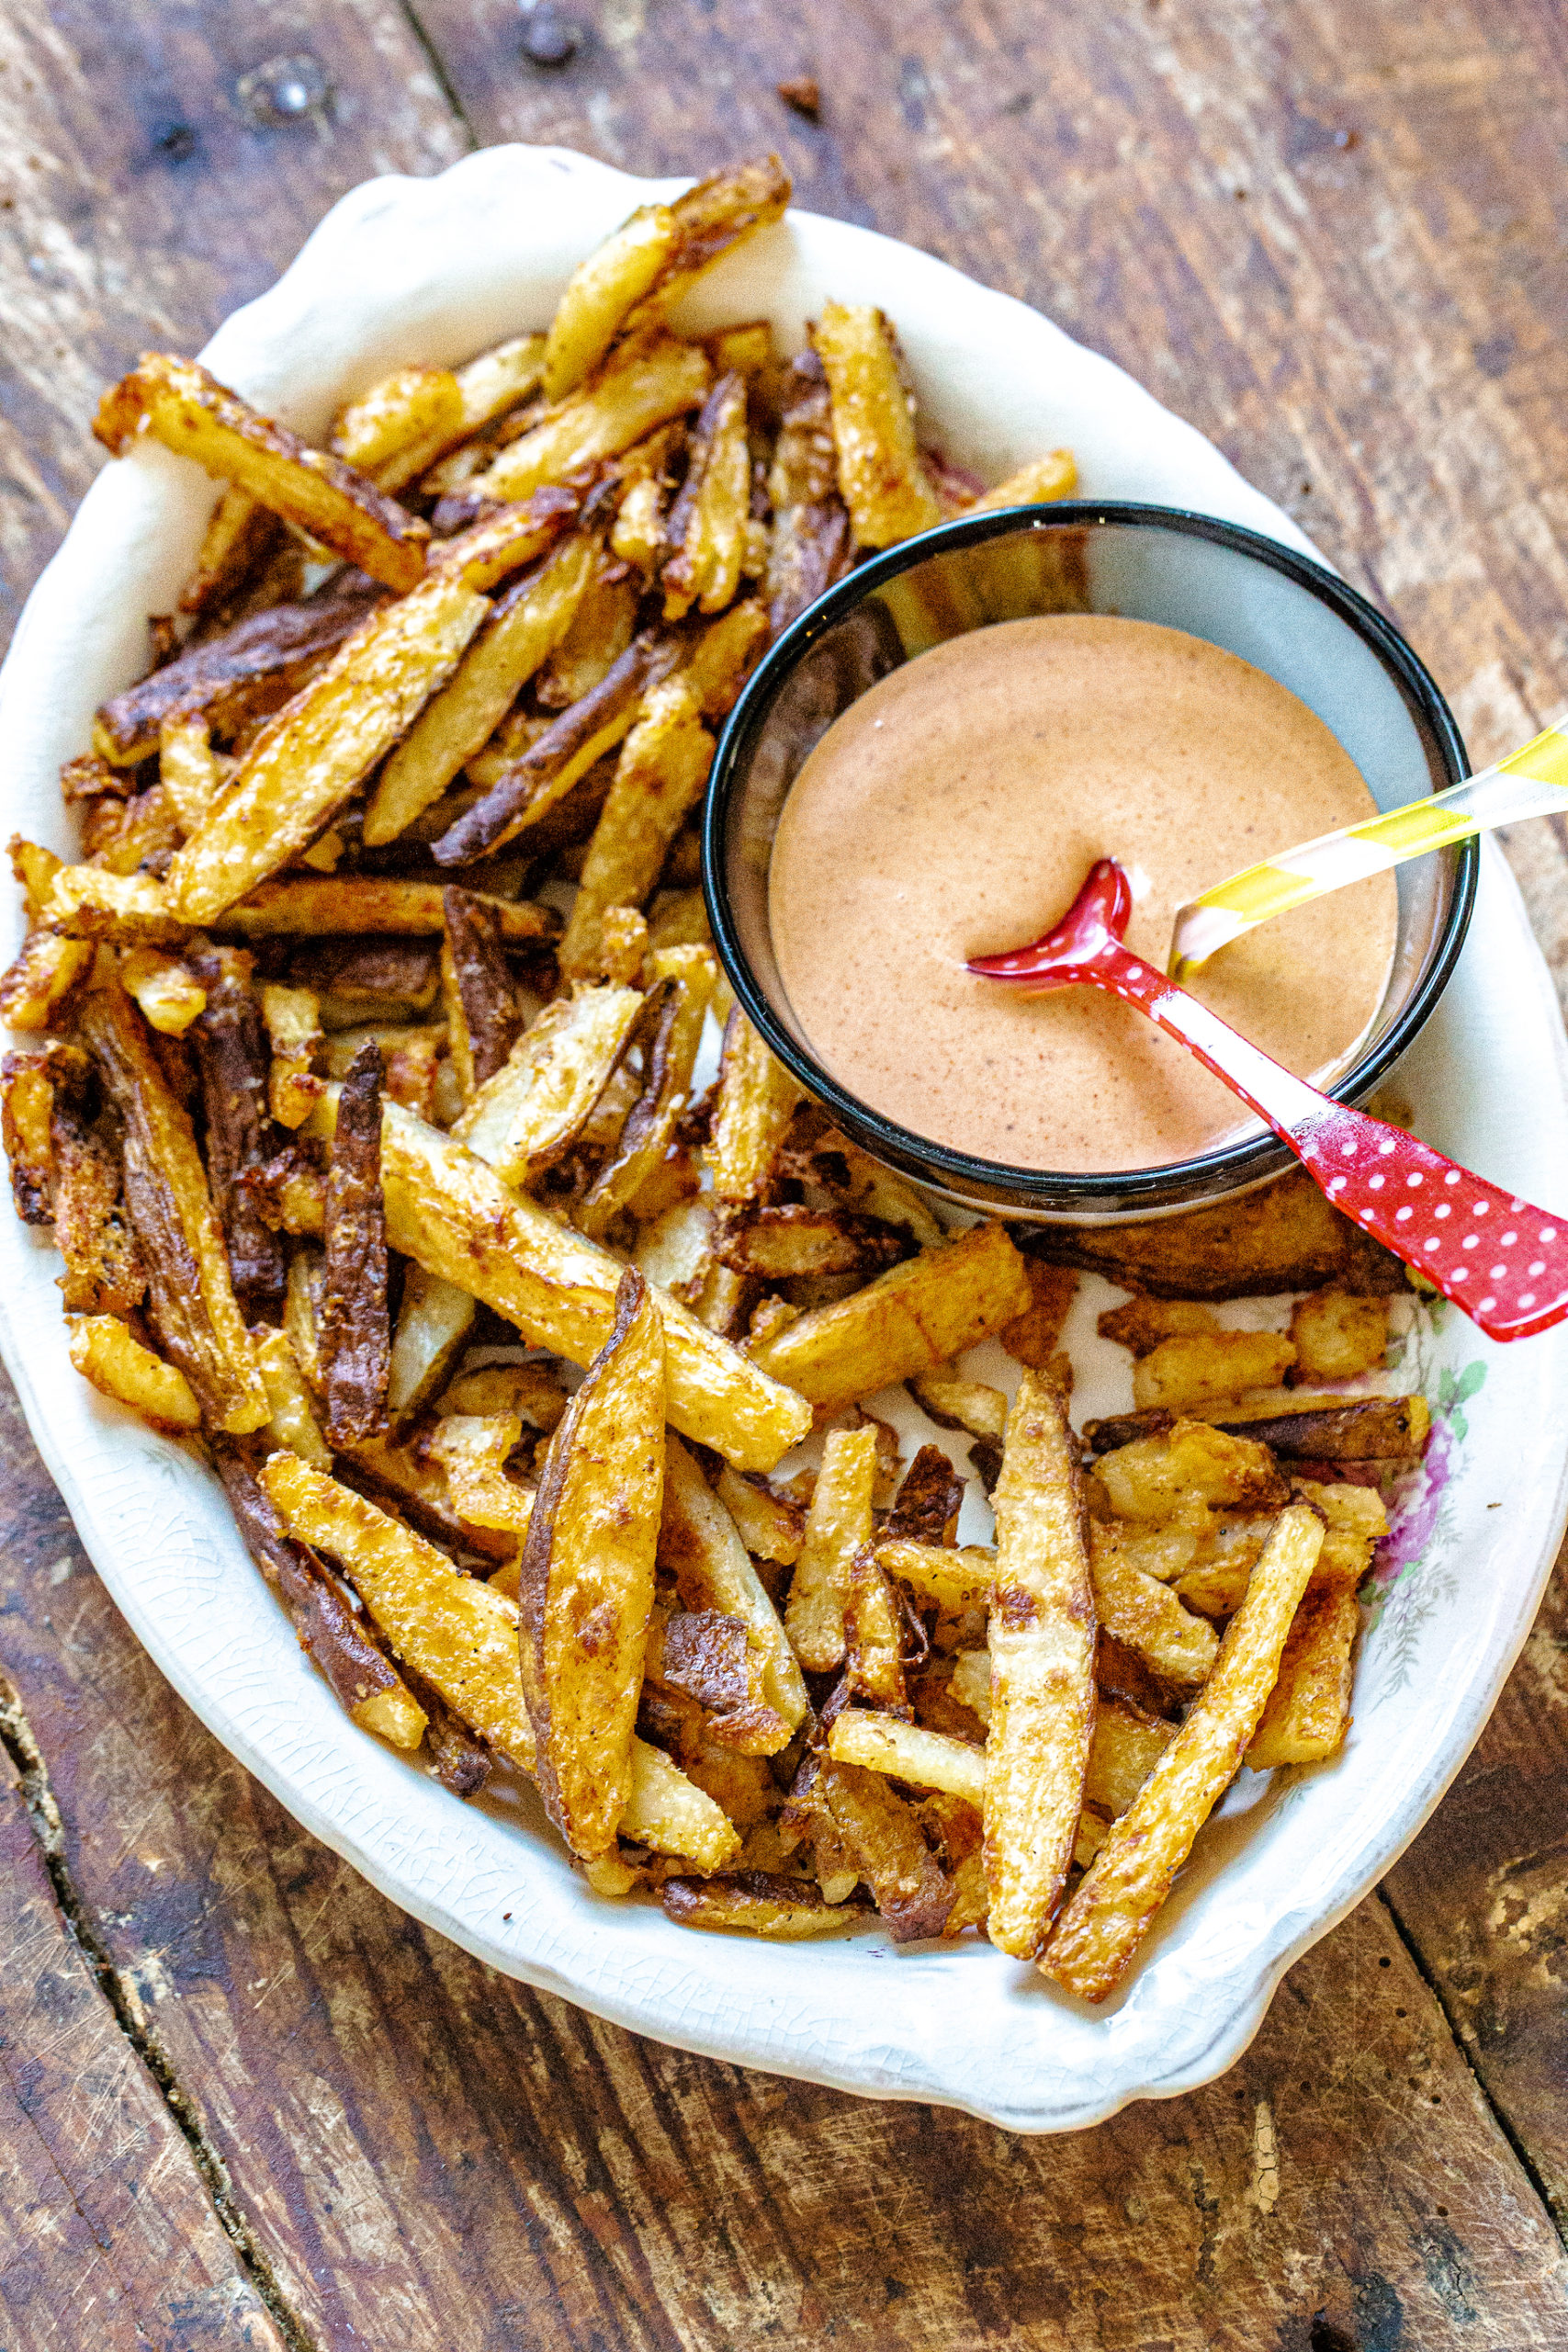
[2,1366,1566,2348]
[0,0,468,638]
[0,1741,291,2351]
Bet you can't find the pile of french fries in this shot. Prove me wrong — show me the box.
[0,156,1429,2001]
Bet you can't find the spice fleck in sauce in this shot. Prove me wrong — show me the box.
[768,615,1397,1173]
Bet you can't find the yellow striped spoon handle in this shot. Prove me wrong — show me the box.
[1168,715,1568,979]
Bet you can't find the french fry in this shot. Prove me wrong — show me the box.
[816,1757,952,1941]
[433,631,677,865]
[536,565,640,710]
[262,984,324,1128]
[439,1361,568,1431]
[364,533,599,845]
[577,947,717,1238]
[40,867,184,947]
[167,572,488,924]
[467,338,711,507]
[784,1422,878,1671]
[426,1413,534,1542]
[682,597,769,718]
[748,1222,1032,1411]
[1088,1524,1221,1693]
[377,1100,809,1469]
[908,1369,1008,1442]
[517,1269,665,1855]
[558,678,713,978]
[829,1711,984,1805]
[811,301,941,548]
[660,1435,807,1729]
[1042,1503,1325,2001]
[619,1738,740,1871]
[544,204,679,402]
[620,156,791,343]
[69,1315,200,1432]
[1088,1393,1430,1464]
[318,1042,389,1451]
[1091,1419,1288,1520]
[706,1008,800,1209]
[212,1440,427,1748]
[386,1265,476,1425]
[647,1605,788,1753]
[661,371,750,619]
[764,350,852,634]
[877,1539,994,1616]
[94,582,388,768]
[81,986,266,1434]
[386,335,547,492]
[453,980,645,1182]
[440,886,524,1101]
[983,1374,1096,1959]
[95,353,431,592]
[342,1428,512,1566]
[973,450,1078,511]
[219,876,555,943]
[1087,1697,1177,1816]
[718,1205,907,1282]
[187,946,287,1322]
[1289,1288,1389,1382]
[1,1049,57,1225]
[844,1547,910,1706]
[0,927,95,1032]
[251,1326,332,1471]
[1132,1329,1297,1412]
[120,948,207,1037]
[660,1872,851,1939]
[1098,1296,1220,1357]
[1246,1581,1359,1767]
[157,712,221,833]
[594,905,650,987]
[331,364,465,485]
[712,1464,804,1566]
[177,483,281,620]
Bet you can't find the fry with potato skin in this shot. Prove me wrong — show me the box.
[468,338,711,509]
[784,1422,879,1672]
[81,986,267,1434]
[319,1043,389,1451]
[543,203,678,401]
[660,1435,807,1730]
[69,1315,201,1431]
[577,946,717,1239]
[1042,1503,1325,2001]
[94,353,431,592]
[660,1872,852,1939]
[188,946,287,1323]
[168,569,489,924]
[811,301,941,548]
[661,371,750,619]
[453,981,645,1182]
[517,1270,666,1856]
[219,876,556,943]
[440,886,525,1099]
[982,1374,1097,1960]
[558,677,714,978]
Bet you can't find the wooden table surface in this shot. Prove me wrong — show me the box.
[3,4,1568,2345]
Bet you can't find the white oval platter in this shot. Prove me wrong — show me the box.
[2,142,1566,2133]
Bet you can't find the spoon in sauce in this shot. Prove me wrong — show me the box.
[1168,711,1568,980]
[968,859,1568,1341]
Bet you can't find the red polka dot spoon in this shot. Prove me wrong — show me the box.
[967,858,1568,1341]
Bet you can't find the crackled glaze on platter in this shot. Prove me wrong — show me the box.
[2,142,1566,2132]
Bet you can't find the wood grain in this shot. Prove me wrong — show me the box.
[2,1376,1565,2348]
[3,0,1568,2344]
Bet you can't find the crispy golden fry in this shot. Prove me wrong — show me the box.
[69,1314,200,1431]
[713,1463,804,1566]
[427,1413,534,1541]
[543,204,679,401]
[1247,1582,1359,1767]
[225,878,554,945]
[435,632,677,865]
[387,1264,476,1426]
[157,712,221,834]
[1086,1697,1177,1816]
[285,1245,324,1388]
[468,338,711,506]
[811,301,941,548]
[816,1757,952,1941]
[40,867,184,946]
[973,450,1078,511]
[331,364,465,485]
[262,983,324,1128]
[578,947,716,1238]
[1092,1419,1287,1521]
[660,1871,850,1939]
[178,483,280,619]
[1099,1296,1219,1357]
[830,1710,984,1804]
[718,1204,906,1282]
[167,573,489,923]
[749,1222,1032,1412]
[51,1092,145,1318]
[982,1374,1096,1960]
[1132,1329,1297,1412]
[95,353,430,593]
[536,565,639,710]
[439,1362,567,1430]
[1088,1392,1429,1463]
[784,1421,878,1671]
[1295,1479,1386,1585]
[517,1270,665,1854]
[661,371,750,618]
[343,1427,512,1565]
[1042,1503,1325,2000]
[1028,1166,1407,1298]
[621,1738,740,1870]
[365,535,599,846]
[908,1369,1008,1442]
[1289,1287,1389,1382]
[120,947,206,1036]
[682,597,769,718]
[558,678,713,978]
[660,1435,807,1729]
[383,335,547,492]
[1089,1523,1220,1693]
[592,905,649,987]
[81,987,266,1434]
[377,1100,809,1468]
[1,1050,56,1224]
[429,486,584,595]
[0,925,94,1030]
[251,1325,332,1470]
[877,1538,994,1614]
[454,980,645,1182]
[706,1009,800,1210]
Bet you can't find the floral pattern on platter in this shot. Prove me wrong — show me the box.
[1362,1293,1487,1695]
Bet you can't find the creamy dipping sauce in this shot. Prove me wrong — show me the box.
[767,614,1397,1173]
